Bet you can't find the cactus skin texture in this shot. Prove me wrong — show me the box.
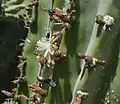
[1,0,120,104]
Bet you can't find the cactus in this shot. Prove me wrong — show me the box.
[1,0,120,104]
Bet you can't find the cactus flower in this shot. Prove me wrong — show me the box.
[95,15,114,30]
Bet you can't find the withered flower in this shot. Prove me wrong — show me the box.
[78,53,106,69]
[1,90,29,102]
[35,29,66,68]
[28,0,38,8]
[28,84,47,96]
[11,77,25,85]
[42,8,67,22]
[37,76,56,87]
[42,6,75,24]
[53,27,66,36]
[1,90,13,97]
[15,94,29,101]
[69,0,76,9]
[72,90,89,104]
[72,97,82,104]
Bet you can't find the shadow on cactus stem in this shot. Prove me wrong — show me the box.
[50,57,72,104]
[94,29,120,104]
[93,0,120,103]
[83,13,120,104]
[65,0,81,73]
[0,16,28,103]
[43,0,81,103]
[63,0,81,103]
[50,72,65,104]
[65,0,80,55]
[96,24,104,37]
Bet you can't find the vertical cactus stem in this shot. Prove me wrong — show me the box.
[23,0,52,83]
[46,0,77,103]
[21,0,53,103]
[71,0,114,103]
[91,6,120,104]
[38,0,52,38]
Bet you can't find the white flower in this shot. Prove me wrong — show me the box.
[76,90,89,97]
[103,15,114,25]
[102,15,114,30]
[36,38,50,52]
[35,28,66,68]
[35,31,60,67]
[36,38,52,64]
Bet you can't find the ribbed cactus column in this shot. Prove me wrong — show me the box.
[23,0,52,103]
[71,0,120,104]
